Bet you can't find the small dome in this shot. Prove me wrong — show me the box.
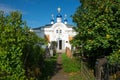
[51,19,54,21]
[57,14,62,18]
[51,18,54,24]
[64,19,67,22]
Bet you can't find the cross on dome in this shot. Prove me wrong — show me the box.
[51,14,54,24]
[64,14,67,19]
[64,14,68,24]
[51,14,54,19]
[57,7,61,13]
[65,14,67,18]
[50,7,68,24]
[56,7,62,18]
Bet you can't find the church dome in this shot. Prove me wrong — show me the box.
[51,19,54,21]
[64,19,67,21]
[57,14,62,18]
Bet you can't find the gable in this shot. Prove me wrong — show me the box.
[51,23,67,30]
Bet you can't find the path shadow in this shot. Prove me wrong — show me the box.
[38,56,57,80]
[55,63,62,72]
[38,54,64,80]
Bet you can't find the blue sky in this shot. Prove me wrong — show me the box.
[0,0,80,28]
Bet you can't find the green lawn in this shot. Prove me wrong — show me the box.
[61,53,81,73]
[61,53,95,80]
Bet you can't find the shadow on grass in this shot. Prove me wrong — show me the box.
[38,56,57,80]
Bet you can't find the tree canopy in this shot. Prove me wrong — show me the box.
[72,0,120,64]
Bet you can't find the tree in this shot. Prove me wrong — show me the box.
[0,11,26,79]
[0,11,45,79]
[72,0,120,64]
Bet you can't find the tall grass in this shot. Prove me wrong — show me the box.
[61,53,81,73]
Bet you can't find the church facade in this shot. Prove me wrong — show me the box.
[30,8,77,53]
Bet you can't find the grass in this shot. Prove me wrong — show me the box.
[61,53,81,73]
[61,53,84,80]
[61,53,95,80]
[69,72,84,80]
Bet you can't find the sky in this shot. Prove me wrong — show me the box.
[0,0,80,28]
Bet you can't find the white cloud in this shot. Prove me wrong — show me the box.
[0,3,26,14]
[0,3,16,13]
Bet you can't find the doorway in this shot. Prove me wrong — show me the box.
[59,40,62,50]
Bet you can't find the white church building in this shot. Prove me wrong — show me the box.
[30,8,77,53]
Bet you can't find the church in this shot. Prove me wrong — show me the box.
[30,8,77,53]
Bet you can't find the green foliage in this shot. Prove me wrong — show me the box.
[39,56,57,80]
[0,11,46,79]
[0,45,26,80]
[61,53,80,73]
[0,11,27,79]
[72,0,120,64]
[107,50,120,64]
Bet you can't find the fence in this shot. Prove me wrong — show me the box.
[81,61,95,80]
[95,58,120,80]
[71,46,120,80]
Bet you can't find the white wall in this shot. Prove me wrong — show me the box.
[30,22,77,52]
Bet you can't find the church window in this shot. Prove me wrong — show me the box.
[60,30,62,33]
[56,30,58,33]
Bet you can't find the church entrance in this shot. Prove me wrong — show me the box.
[56,39,66,53]
[59,40,62,50]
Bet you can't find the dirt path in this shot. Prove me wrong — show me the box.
[51,53,69,80]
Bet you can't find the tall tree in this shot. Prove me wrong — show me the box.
[0,11,26,79]
[0,11,45,79]
[72,0,120,64]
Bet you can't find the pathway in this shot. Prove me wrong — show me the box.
[51,53,69,80]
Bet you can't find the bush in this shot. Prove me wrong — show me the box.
[39,56,57,80]
[0,11,46,79]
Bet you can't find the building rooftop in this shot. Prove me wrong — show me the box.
[31,24,53,30]
[31,7,75,30]
[31,23,75,30]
